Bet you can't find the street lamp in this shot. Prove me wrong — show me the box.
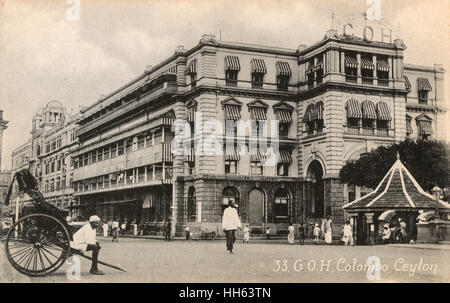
[432,185,443,218]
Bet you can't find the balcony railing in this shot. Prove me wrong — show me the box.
[377,129,388,136]
[362,127,375,135]
[362,77,374,85]
[346,75,357,83]
[378,79,389,87]
[226,79,237,87]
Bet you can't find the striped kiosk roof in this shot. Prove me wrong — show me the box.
[376,102,391,121]
[276,61,292,76]
[225,56,241,71]
[251,58,267,74]
[346,99,362,119]
[362,100,377,120]
[343,154,450,213]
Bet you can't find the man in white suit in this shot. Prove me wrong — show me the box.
[222,200,241,254]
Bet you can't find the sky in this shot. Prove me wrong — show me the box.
[0,0,449,170]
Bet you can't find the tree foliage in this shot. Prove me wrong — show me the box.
[339,139,449,195]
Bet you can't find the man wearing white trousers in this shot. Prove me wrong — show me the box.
[222,200,241,254]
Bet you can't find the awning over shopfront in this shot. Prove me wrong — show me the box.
[346,99,362,119]
[343,154,450,213]
[225,56,241,71]
[276,61,292,77]
[362,100,377,120]
[376,102,391,121]
[418,78,432,91]
[250,59,267,74]
[97,199,138,205]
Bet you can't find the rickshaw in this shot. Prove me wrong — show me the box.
[3,169,125,277]
[377,210,408,244]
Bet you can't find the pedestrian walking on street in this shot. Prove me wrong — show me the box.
[298,223,305,245]
[243,224,250,243]
[165,217,172,242]
[102,221,109,238]
[112,219,120,242]
[184,225,190,240]
[342,220,353,246]
[70,215,104,275]
[222,200,241,254]
[322,216,333,244]
[313,223,321,245]
[288,222,295,245]
[121,222,127,236]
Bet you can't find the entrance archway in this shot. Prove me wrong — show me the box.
[306,160,324,219]
[249,189,264,225]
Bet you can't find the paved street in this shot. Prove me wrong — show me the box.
[1,238,449,283]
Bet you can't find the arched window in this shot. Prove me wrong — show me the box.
[274,188,290,220]
[222,186,239,213]
[187,187,196,222]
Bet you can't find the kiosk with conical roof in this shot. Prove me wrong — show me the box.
[343,153,450,245]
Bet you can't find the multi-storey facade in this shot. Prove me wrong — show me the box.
[71,28,446,237]
[9,101,79,214]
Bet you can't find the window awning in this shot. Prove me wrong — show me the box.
[362,100,377,120]
[185,59,197,75]
[186,147,195,163]
[276,61,292,76]
[361,57,374,70]
[406,118,413,134]
[377,60,390,72]
[346,99,362,119]
[251,58,267,74]
[250,147,267,162]
[311,102,324,120]
[224,105,241,120]
[404,76,411,90]
[225,56,241,71]
[278,150,292,164]
[276,110,293,124]
[161,117,174,126]
[345,56,358,69]
[225,144,240,161]
[418,78,432,91]
[250,107,267,120]
[418,120,433,136]
[376,102,391,121]
[302,104,314,122]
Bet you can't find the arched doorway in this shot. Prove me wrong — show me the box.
[249,189,264,225]
[306,160,324,219]
[187,187,196,222]
[222,187,239,213]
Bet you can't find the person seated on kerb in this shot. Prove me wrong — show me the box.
[70,215,104,275]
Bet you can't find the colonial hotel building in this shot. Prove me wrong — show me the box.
[69,26,446,237]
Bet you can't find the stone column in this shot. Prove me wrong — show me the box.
[356,53,362,84]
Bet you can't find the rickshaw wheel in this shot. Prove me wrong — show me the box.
[5,214,71,277]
